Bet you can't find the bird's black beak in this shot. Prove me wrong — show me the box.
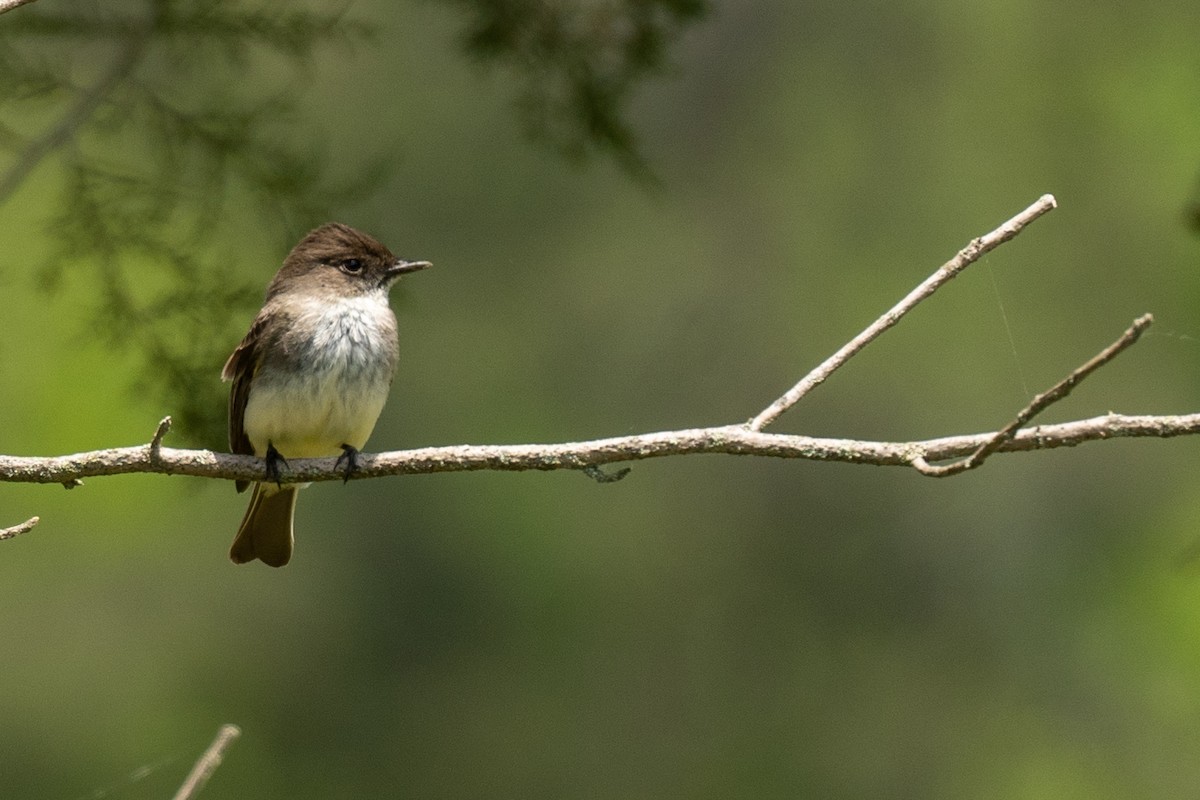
[387,259,431,278]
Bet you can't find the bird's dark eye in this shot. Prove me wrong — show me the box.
[339,258,363,274]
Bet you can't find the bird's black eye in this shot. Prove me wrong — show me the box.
[339,258,363,275]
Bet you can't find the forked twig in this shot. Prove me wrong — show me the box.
[911,314,1155,476]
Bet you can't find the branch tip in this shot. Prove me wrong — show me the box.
[151,416,173,450]
[171,724,242,800]
[0,0,39,15]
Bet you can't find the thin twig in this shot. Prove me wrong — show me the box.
[171,724,241,800]
[747,194,1058,431]
[0,516,39,540]
[911,314,1154,476]
[151,416,173,450]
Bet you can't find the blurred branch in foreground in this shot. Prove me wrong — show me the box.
[171,724,241,800]
[4,194,1197,537]
[0,0,38,16]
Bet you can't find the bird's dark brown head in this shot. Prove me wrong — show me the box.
[266,222,429,300]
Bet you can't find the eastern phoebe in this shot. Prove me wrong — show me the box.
[222,223,429,567]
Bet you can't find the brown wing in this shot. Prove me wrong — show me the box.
[222,313,268,491]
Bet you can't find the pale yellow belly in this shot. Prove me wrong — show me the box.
[242,372,390,459]
[241,292,398,460]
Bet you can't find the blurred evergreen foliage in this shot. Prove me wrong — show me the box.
[1,0,378,446]
[447,0,706,174]
[0,0,705,447]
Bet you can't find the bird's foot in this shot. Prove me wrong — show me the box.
[264,442,289,488]
[335,444,360,484]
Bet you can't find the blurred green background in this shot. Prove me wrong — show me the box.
[4,1,1200,797]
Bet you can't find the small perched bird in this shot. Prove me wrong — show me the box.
[222,223,429,566]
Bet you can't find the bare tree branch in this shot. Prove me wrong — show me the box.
[0,412,1197,489]
[2,194,1195,534]
[172,724,241,800]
